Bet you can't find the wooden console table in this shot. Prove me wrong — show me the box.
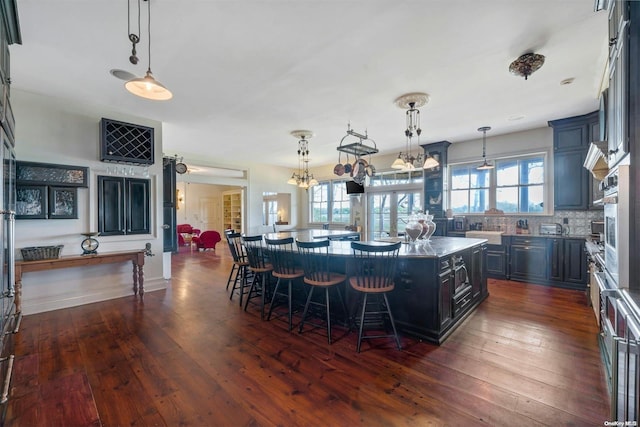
[15,250,146,311]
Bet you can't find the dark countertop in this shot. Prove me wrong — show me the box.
[263,233,486,259]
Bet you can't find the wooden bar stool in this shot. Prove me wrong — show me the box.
[242,235,273,320]
[265,237,304,331]
[226,232,252,305]
[296,239,348,344]
[349,241,402,353]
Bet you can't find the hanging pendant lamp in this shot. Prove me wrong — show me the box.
[125,0,172,101]
[477,126,494,170]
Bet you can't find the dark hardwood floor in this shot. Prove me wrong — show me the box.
[6,246,610,426]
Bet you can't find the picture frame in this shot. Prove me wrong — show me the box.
[48,186,78,219]
[16,161,89,188]
[16,185,48,219]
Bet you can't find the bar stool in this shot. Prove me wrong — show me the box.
[242,235,273,320]
[349,241,402,353]
[296,239,348,344]
[265,237,305,331]
[226,232,252,305]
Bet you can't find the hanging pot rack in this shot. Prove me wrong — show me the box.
[336,123,378,157]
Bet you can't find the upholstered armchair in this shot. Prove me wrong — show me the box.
[194,230,222,251]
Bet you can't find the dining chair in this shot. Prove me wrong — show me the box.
[349,241,402,353]
[226,232,252,305]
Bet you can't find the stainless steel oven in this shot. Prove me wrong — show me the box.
[602,162,629,288]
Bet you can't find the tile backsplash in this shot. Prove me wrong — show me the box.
[463,210,604,236]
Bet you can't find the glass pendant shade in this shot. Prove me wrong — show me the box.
[477,160,494,170]
[126,70,172,100]
[422,155,439,169]
[391,157,406,169]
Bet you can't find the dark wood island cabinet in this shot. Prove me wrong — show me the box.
[267,232,489,345]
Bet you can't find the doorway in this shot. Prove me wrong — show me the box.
[367,190,422,240]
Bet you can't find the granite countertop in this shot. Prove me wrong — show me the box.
[333,236,486,258]
[264,229,360,242]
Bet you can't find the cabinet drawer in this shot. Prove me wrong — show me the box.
[510,236,546,246]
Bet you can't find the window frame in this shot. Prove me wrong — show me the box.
[448,151,549,216]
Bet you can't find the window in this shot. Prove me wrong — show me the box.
[450,154,546,214]
[309,182,330,223]
[309,181,354,224]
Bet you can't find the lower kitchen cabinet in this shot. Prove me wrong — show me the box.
[505,235,587,290]
[486,243,507,279]
[509,236,548,282]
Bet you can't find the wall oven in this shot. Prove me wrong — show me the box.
[602,162,629,288]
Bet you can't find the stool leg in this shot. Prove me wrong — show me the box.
[299,286,315,334]
[325,287,331,344]
[243,273,258,311]
[267,277,283,321]
[287,280,293,332]
[357,293,368,353]
[226,263,238,291]
[383,293,401,350]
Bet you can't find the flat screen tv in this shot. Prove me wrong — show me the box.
[346,180,364,194]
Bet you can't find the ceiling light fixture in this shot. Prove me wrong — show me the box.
[509,52,545,80]
[287,130,318,190]
[477,126,494,170]
[125,0,173,101]
[391,92,439,171]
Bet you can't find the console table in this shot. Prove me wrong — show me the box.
[14,250,146,311]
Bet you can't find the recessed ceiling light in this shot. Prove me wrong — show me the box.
[508,115,525,121]
[560,78,575,85]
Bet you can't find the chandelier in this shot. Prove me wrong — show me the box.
[476,126,494,170]
[124,0,173,100]
[391,93,439,171]
[287,130,318,189]
[509,53,545,80]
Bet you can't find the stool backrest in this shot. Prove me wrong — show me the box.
[265,237,299,275]
[226,232,246,263]
[296,239,333,283]
[350,241,401,290]
[242,235,270,269]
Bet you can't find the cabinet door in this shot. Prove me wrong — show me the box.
[563,239,587,285]
[548,239,563,281]
[554,150,588,210]
[126,178,150,235]
[470,245,483,298]
[163,158,177,252]
[486,244,506,278]
[510,245,547,282]
[98,176,126,236]
[439,269,452,329]
[554,124,588,151]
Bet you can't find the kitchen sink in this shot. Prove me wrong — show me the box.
[465,230,504,245]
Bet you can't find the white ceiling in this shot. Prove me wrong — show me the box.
[11,0,609,170]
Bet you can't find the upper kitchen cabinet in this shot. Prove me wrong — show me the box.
[607,0,630,167]
[548,111,599,210]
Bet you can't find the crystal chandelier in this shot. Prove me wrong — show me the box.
[391,93,439,171]
[476,126,494,170]
[287,130,318,189]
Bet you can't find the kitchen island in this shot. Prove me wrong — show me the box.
[264,232,488,344]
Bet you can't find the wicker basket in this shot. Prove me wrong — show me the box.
[21,245,63,261]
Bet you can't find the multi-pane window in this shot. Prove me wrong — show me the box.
[331,182,351,223]
[451,167,491,213]
[309,182,330,223]
[496,157,544,213]
[450,154,546,214]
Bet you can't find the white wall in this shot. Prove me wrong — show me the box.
[13,89,166,314]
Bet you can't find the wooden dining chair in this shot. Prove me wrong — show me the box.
[226,232,252,305]
[242,235,273,320]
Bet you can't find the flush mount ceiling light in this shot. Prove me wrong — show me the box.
[509,53,545,80]
[124,0,173,101]
[287,130,318,190]
[477,126,494,170]
[391,92,439,171]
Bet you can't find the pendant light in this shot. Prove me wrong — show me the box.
[125,0,173,101]
[391,93,439,171]
[477,126,494,170]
